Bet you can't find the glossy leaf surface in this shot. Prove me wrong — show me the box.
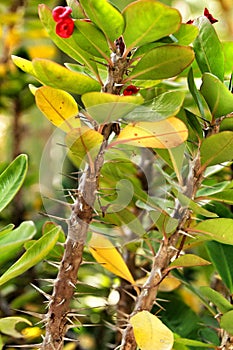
[116,117,188,148]
[75,20,110,60]
[173,23,199,45]
[200,286,233,314]
[130,310,174,350]
[123,0,181,52]
[32,58,100,94]
[200,73,233,119]
[79,0,124,42]
[220,310,233,335]
[168,254,211,271]
[0,221,36,265]
[0,225,60,285]
[124,91,185,122]
[128,45,194,80]
[200,131,233,167]
[35,86,79,132]
[206,241,233,293]
[89,233,135,285]
[82,92,143,123]
[193,218,233,245]
[0,154,28,213]
[193,16,224,81]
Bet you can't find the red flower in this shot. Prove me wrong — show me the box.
[186,19,194,24]
[56,18,74,38]
[204,8,218,24]
[52,6,72,22]
[123,85,140,96]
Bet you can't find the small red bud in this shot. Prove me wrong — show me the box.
[186,19,194,24]
[204,8,218,24]
[56,18,74,38]
[52,6,72,22]
[123,85,140,96]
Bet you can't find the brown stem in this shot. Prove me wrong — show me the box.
[120,152,204,349]
[40,47,130,348]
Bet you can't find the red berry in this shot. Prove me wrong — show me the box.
[52,6,72,22]
[204,8,218,24]
[56,18,74,38]
[123,85,140,96]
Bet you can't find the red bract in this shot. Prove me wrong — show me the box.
[204,8,218,24]
[56,18,74,38]
[186,19,194,24]
[123,85,140,96]
[52,6,72,22]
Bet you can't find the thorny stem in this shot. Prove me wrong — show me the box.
[40,47,129,349]
[119,149,210,350]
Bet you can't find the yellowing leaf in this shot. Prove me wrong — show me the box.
[89,233,135,285]
[35,86,79,132]
[66,127,104,168]
[82,92,144,123]
[168,254,211,271]
[116,117,188,148]
[130,311,174,350]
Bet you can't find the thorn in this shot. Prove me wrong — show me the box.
[39,212,67,222]
[121,289,137,301]
[6,344,42,348]
[44,260,60,269]
[179,229,196,239]
[57,298,66,307]
[30,284,51,301]
[12,309,44,320]
[68,280,76,288]
[42,195,72,207]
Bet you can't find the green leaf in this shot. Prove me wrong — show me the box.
[75,20,110,60]
[174,336,216,348]
[199,286,233,314]
[193,16,224,81]
[0,221,36,265]
[176,192,218,218]
[206,240,233,293]
[130,310,174,350]
[79,0,124,42]
[223,41,233,75]
[220,310,233,335]
[187,68,209,121]
[35,86,79,132]
[124,91,185,122]
[0,154,28,213]
[173,23,199,45]
[127,45,194,81]
[168,254,211,271]
[199,190,233,205]
[32,58,100,95]
[0,224,14,237]
[193,218,233,245]
[200,73,233,119]
[122,0,181,53]
[12,56,101,94]
[82,92,143,123]
[38,4,101,81]
[0,225,60,286]
[0,317,31,338]
[200,131,233,167]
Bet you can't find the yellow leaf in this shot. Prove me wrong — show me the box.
[66,127,103,168]
[116,117,188,148]
[89,233,135,285]
[130,311,174,350]
[35,86,79,132]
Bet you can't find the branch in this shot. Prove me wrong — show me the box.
[119,152,204,349]
[40,141,107,350]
